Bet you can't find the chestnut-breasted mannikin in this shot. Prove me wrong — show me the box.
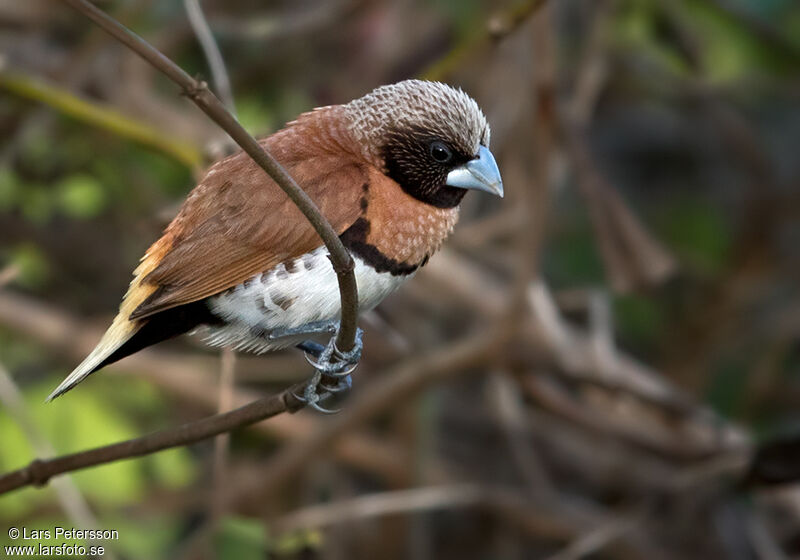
[47,80,503,405]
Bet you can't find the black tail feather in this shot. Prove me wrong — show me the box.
[91,300,221,374]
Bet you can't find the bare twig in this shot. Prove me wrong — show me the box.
[563,124,677,292]
[487,372,554,497]
[0,382,306,495]
[211,347,236,521]
[544,511,645,560]
[506,0,556,316]
[543,451,753,560]
[183,0,236,115]
[274,484,484,533]
[0,265,20,289]
[560,0,676,292]
[58,0,358,353]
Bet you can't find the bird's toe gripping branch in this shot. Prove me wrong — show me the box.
[294,327,363,413]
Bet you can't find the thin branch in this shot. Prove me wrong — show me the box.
[487,372,554,498]
[543,452,752,560]
[211,347,236,521]
[0,383,307,495]
[274,484,484,533]
[544,510,646,560]
[558,0,676,293]
[183,0,236,115]
[0,264,19,289]
[58,0,358,352]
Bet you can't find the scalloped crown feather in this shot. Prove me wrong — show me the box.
[344,79,490,168]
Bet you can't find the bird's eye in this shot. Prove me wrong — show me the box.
[429,141,453,163]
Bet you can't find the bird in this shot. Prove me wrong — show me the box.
[46,79,503,408]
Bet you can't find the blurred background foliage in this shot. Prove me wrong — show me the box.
[1,0,799,558]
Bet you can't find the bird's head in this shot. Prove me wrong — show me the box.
[345,79,503,208]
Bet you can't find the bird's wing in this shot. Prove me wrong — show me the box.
[128,140,367,320]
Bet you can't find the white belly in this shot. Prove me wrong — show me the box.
[201,247,408,353]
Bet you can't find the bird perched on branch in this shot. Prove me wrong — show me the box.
[47,79,503,409]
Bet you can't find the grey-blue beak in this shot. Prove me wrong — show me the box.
[445,145,504,198]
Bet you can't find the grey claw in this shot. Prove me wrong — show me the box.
[302,327,363,376]
[292,369,345,413]
[309,401,340,414]
[294,326,362,414]
[320,374,352,393]
[303,352,325,370]
[303,354,359,377]
[333,328,364,363]
[335,362,359,377]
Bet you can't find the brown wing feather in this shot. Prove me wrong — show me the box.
[129,107,366,320]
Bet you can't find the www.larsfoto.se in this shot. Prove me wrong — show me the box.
[4,543,106,557]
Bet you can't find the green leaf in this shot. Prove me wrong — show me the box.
[149,448,195,489]
[0,167,18,210]
[57,174,107,219]
[19,185,53,225]
[656,194,731,276]
[614,294,664,350]
[235,97,274,137]
[216,516,268,560]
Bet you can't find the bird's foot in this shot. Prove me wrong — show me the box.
[302,326,363,377]
[269,320,338,340]
[293,327,363,413]
[292,370,353,414]
[291,370,337,413]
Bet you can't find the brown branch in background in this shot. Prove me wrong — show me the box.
[0,265,20,289]
[487,372,554,498]
[274,484,484,533]
[271,483,611,550]
[271,448,748,557]
[563,126,677,292]
[211,348,236,522]
[182,0,239,528]
[544,509,648,560]
[183,0,236,115]
[0,383,306,495]
[504,0,557,322]
[58,0,359,353]
[559,0,676,293]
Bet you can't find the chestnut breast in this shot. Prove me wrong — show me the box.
[341,167,460,275]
